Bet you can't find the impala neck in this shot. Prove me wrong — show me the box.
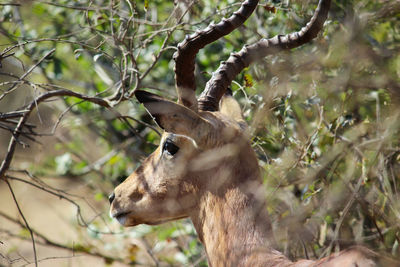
[189,149,294,267]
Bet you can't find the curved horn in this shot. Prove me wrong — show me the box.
[198,0,331,112]
[173,0,259,111]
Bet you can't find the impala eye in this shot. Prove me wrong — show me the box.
[163,140,179,156]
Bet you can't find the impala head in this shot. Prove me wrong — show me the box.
[109,0,331,227]
[109,90,252,226]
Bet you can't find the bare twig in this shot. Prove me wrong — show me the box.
[4,179,38,267]
[0,49,55,101]
[32,0,107,11]
[0,211,125,263]
[0,89,112,180]
[0,3,20,6]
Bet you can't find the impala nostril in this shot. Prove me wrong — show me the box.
[108,192,115,204]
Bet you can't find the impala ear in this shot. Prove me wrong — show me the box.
[219,90,243,123]
[135,90,213,143]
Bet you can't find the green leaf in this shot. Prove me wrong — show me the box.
[94,192,104,201]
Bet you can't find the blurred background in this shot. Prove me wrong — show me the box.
[0,0,399,266]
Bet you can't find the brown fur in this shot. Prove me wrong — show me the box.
[110,96,384,266]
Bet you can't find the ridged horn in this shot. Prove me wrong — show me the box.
[198,0,331,111]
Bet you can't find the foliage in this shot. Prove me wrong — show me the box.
[0,0,399,266]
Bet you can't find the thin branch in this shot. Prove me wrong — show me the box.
[0,212,125,264]
[5,174,118,236]
[119,115,161,137]
[0,49,55,101]
[0,110,30,120]
[32,0,107,11]
[4,180,38,267]
[0,3,20,6]
[0,89,111,180]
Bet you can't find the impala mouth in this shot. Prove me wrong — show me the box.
[111,211,151,227]
[111,211,130,226]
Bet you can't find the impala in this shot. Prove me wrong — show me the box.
[109,0,379,266]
